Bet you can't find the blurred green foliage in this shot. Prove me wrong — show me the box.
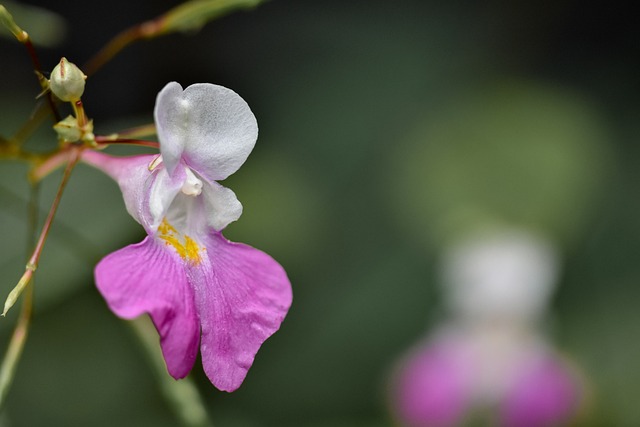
[1,1,639,426]
[390,80,612,247]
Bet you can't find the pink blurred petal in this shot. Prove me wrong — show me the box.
[392,340,473,427]
[501,354,580,427]
[95,237,200,379]
[189,232,292,392]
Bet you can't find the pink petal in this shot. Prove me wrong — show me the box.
[82,150,186,233]
[501,354,580,427]
[95,237,200,379]
[189,232,292,392]
[82,151,155,228]
[391,340,473,427]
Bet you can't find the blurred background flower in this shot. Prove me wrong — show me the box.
[386,77,608,425]
[1,0,639,426]
[389,230,583,427]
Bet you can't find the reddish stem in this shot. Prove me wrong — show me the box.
[23,39,60,122]
[3,147,82,316]
[27,148,81,269]
[95,136,160,149]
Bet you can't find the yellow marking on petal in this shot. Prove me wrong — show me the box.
[157,218,202,264]
[184,236,201,262]
[158,234,187,259]
[158,218,178,235]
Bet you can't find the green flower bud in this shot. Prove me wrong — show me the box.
[49,57,86,102]
[53,115,81,142]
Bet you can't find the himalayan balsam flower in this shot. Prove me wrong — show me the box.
[391,331,580,427]
[83,82,292,392]
[389,231,581,427]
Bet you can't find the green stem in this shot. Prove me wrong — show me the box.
[1,4,59,121]
[83,0,264,76]
[0,184,39,410]
[2,148,80,315]
[24,40,60,123]
[82,25,152,77]
[129,316,213,427]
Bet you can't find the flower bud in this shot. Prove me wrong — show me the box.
[53,115,81,142]
[49,57,86,102]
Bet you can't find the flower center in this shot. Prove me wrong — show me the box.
[157,218,203,264]
[181,168,203,196]
[148,155,202,197]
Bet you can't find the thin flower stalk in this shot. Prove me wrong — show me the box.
[82,0,263,76]
[0,184,39,409]
[1,5,60,121]
[130,316,212,427]
[102,123,157,140]
[94,135,160,149]
[2,148,81,316]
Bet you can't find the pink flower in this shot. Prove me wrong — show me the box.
[390,231,582,426]
[390,330,581,427]
[83,82,292,392]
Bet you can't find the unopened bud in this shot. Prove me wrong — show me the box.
[49,57,86,102]
[53,115,81,142]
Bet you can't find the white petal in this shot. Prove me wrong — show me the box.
[202,181,243,231]
[148,167,186,231]
[154,82,258,181]
[440,230,559,323]
[154,82,187,175]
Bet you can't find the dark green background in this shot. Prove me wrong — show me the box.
[1,1,639,426]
